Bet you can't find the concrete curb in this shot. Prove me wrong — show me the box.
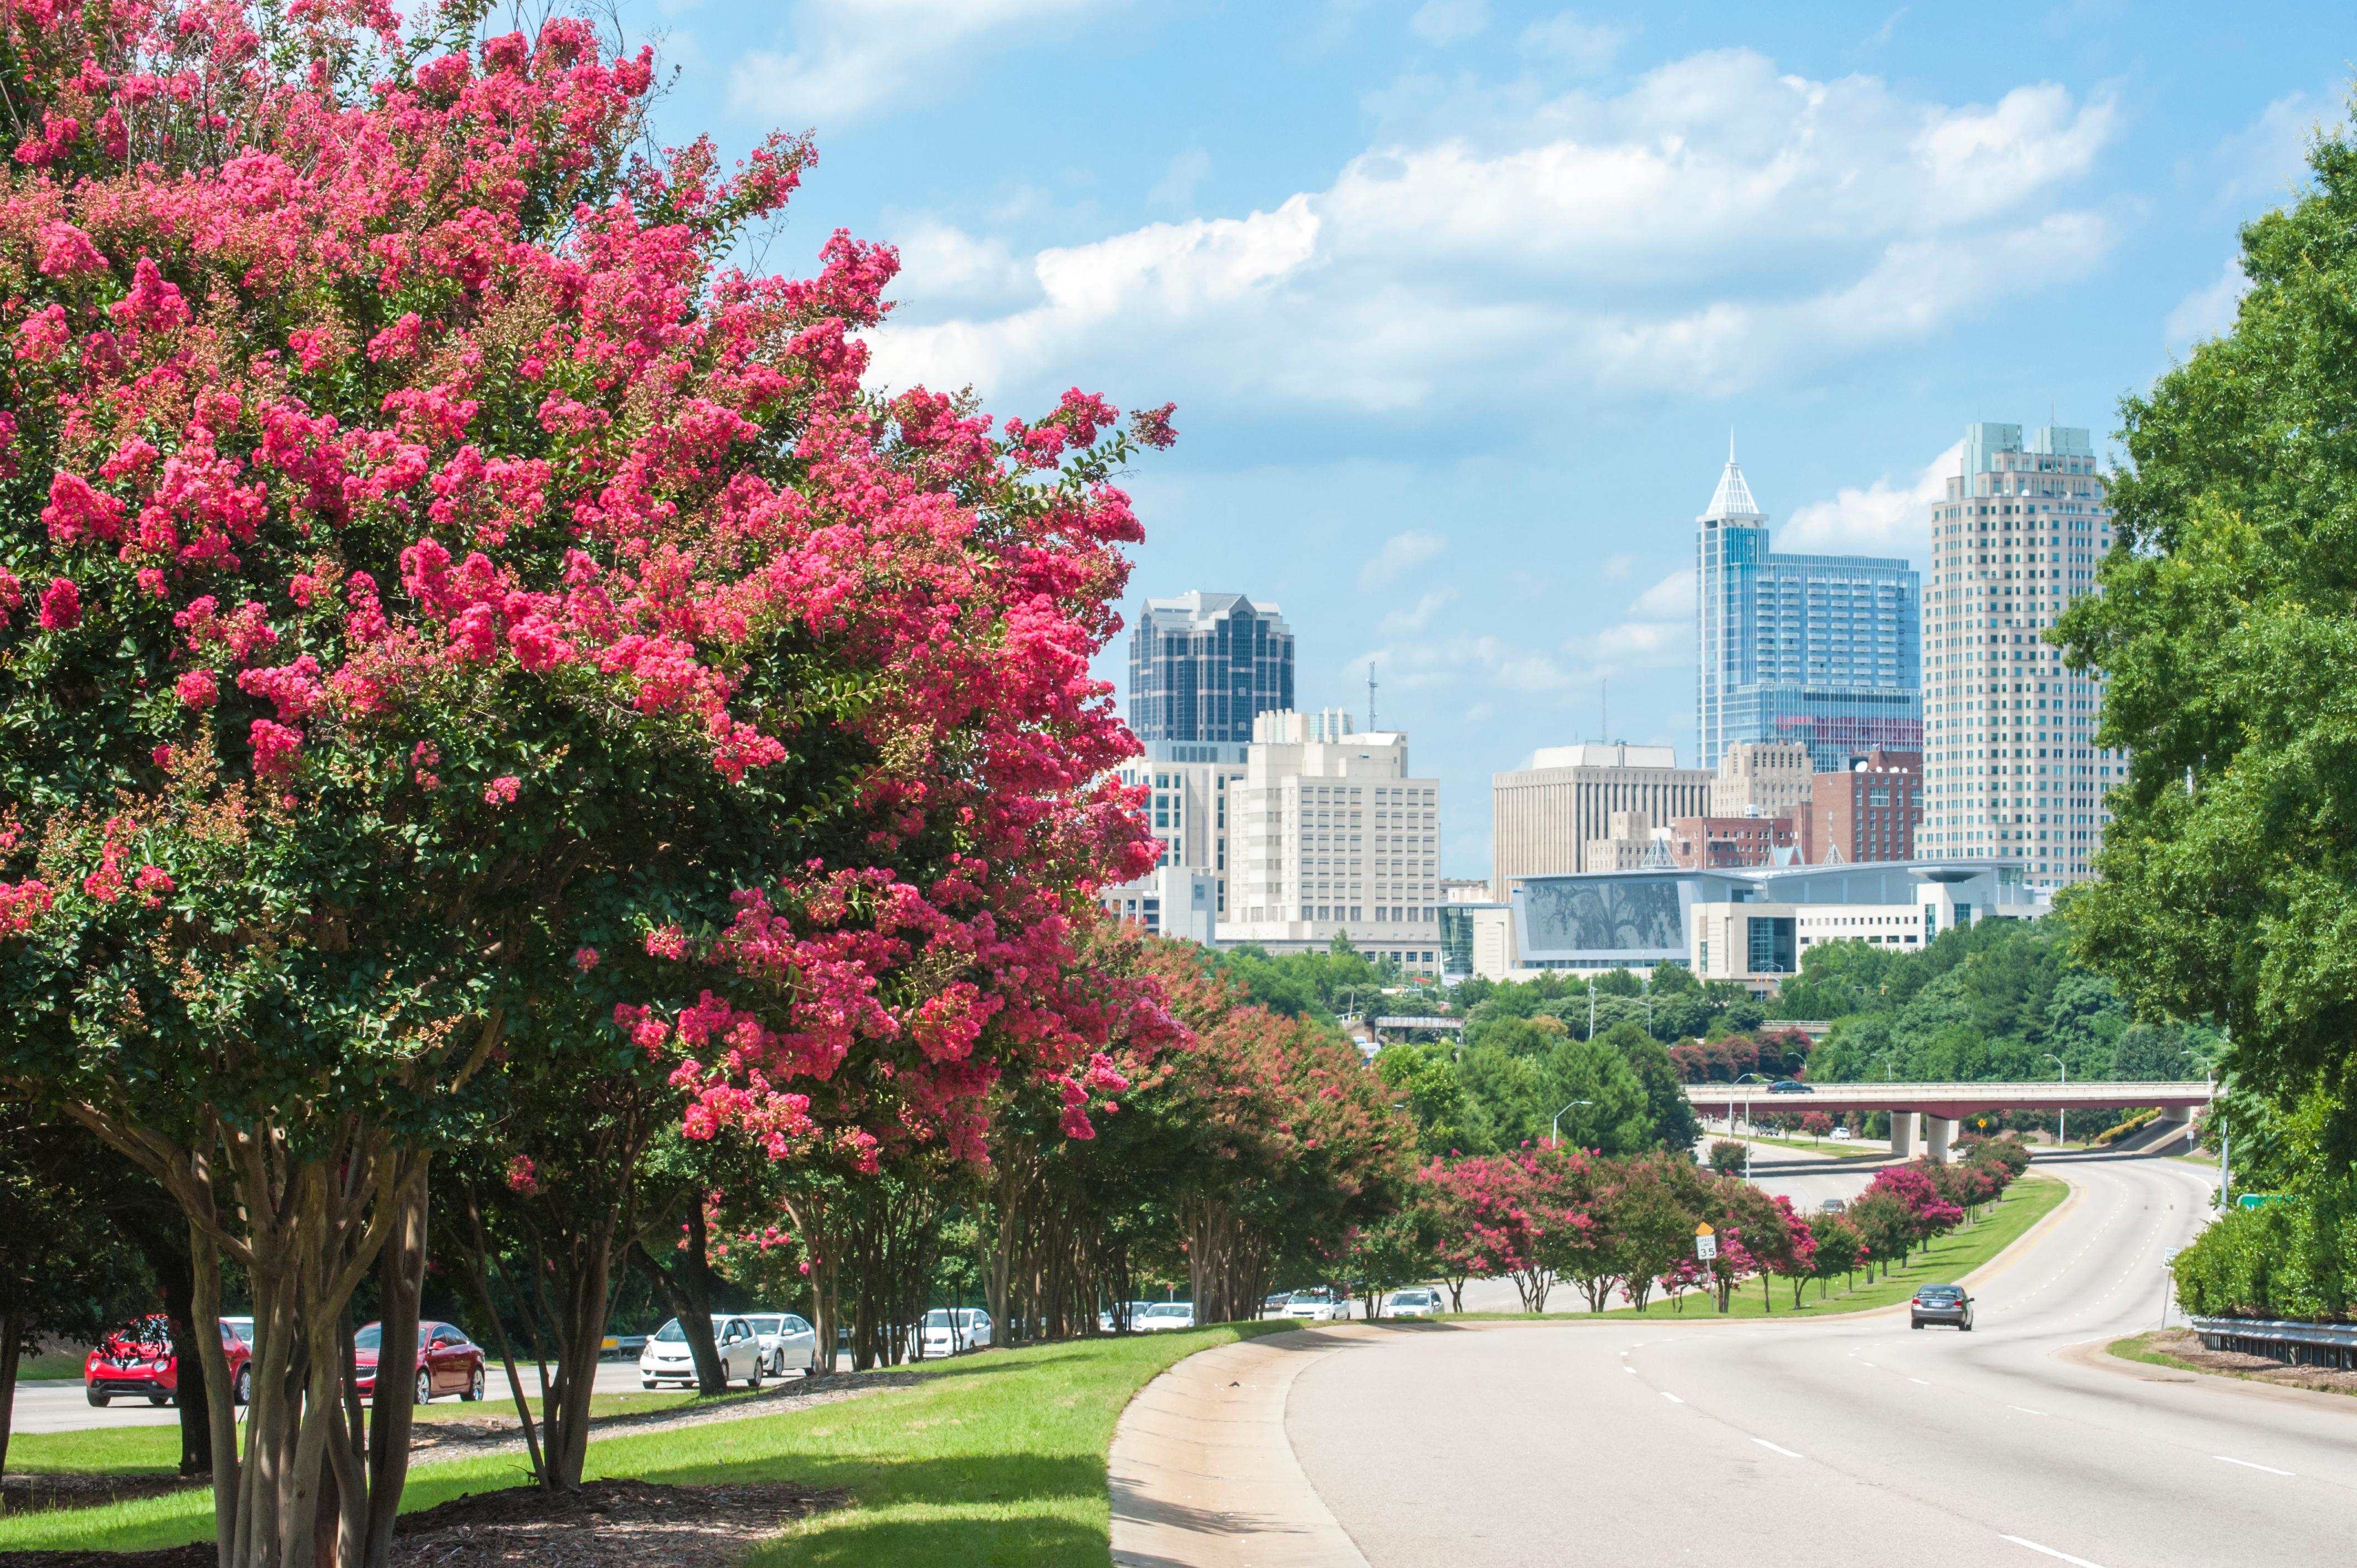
[1109,1325,1378,1568]
[2062,1335,2357,1414]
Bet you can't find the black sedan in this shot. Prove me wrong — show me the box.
[1910,1285,1974,1330]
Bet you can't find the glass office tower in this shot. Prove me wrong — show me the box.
[1696,451,1921,774]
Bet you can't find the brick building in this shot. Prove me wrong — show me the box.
[1668,815,1799,869]
[1799,749,1923,865]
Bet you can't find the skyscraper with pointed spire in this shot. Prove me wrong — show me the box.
[1696,443,1921,774]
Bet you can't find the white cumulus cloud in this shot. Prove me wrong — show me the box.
[864,51,2121,418]
[1381,587,1459,635]
[730,0,1105,126]
[1782,440,1963,560]
[1361,529,1449,589]
[2164,259,2248,352]
[1410,0,1488,45]
[1519,11,1625,74]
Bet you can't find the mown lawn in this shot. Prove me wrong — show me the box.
[1442,1171,2069,1323]
[2,1322,1294,1565]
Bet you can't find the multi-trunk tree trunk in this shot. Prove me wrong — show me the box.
[68,1078,460,1568]
[1182,1201,1272,1325]
[631,1202,728,1395]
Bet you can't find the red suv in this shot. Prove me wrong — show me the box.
[354,1320,487,1404]
[85,1315,255,1408]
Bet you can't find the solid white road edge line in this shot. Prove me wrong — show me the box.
[2007,1406,2047,1416]
[1753,1439,1803,1458]
[2214,1456,2294,1476]
[2001,1534,2108,1567]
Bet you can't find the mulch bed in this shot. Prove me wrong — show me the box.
[0,1473,204,1517]
[2139,1327,2357,1396]
[0,1477,848,1567]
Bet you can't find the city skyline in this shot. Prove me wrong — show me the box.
[599,0,2339,883]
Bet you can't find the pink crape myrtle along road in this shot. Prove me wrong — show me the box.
[0,1,1175,1563]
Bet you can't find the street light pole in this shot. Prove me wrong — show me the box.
[1733,1073,1772,1183]
[2042,1054,2067,1148]
[1551,1099,1593,1148]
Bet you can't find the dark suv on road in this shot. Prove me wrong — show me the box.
[1911,1285,1974,1331]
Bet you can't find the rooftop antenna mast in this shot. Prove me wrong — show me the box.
[1367,660,1378,733]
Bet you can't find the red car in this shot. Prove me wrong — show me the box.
[354,1320,486,1404]
[85,1314,254,1408]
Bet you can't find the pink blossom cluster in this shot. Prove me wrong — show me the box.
[0,0,1171,1171]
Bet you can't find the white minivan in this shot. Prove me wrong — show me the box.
[639,1315,768,1389]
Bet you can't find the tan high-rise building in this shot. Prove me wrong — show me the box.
[1708,739,1814,819]
[1917,422,2123,893]
[1490,743,1713,894]
[1216,709,1443,971]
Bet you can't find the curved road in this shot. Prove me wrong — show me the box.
[1290,1151,2350,1567]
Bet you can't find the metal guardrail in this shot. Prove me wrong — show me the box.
[2188,1316,2357,1370]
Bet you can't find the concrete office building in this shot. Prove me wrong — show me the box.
[1709,739,1814,819]
[1696,450,1923,773]
[1799,749,1923,865]
[1095,746,1248,937]
[1217,710,1444,972]
[1491,743,1715,894]
[1127,592,1294,751]
[1915,423,2123,894]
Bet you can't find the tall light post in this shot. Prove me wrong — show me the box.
[2042,1053,2067,1148]
[1551,1099,1593,1149]
[1734,1073,1773,1182]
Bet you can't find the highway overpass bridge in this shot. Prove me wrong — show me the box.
[1683,1079,2213,1160]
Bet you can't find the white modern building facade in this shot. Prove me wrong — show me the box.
[1915,422,2123,894]
[1696,451,1923,774]
[1216,709,1445,972]
[1472,860,2045,986]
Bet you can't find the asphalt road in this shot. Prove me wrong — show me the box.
[1288,1149,2348,1567]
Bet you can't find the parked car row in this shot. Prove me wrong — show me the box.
[85,1316,489,1408]
[639,1311,822,1388]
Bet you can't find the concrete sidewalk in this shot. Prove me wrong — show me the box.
[1109,1325,1381,1568]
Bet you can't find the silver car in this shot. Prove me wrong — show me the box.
[638,1315,768,1389]
[1385,1287,1443,1318]
[744,1312,819,1377]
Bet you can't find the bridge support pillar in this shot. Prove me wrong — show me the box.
[1926,1117,1954,1164]
[1888,1113,1916,1159]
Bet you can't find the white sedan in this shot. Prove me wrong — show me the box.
[1284,1291,1349,1322]
[917,1308,994,1356]
[1136,1302,1196,1332]
[745,1312,819,1377]
[1384,1287,1443,1318]
[639,1316,768,1389]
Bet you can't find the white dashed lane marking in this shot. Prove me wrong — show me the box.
[2215,1456,2293,1477]
[2002,1534,2108,1567]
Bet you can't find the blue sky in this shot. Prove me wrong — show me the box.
[615,0,2339,879]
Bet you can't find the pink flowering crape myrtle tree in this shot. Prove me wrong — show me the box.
[0,3,1167,1564]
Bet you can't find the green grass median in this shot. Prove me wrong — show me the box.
[1442,1170,2069,1323]
[2,1322,1296,1564]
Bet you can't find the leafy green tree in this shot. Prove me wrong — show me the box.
[1375,1043,1474,1156]
[2053,114,2357,1152]
[1601,1021,1701,1150]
